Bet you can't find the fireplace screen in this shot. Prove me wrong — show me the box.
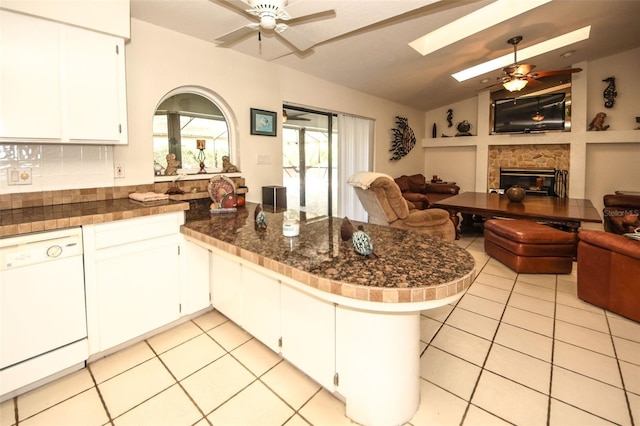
[499,168,567,197]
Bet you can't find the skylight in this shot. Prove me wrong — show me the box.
[408,0,552,56]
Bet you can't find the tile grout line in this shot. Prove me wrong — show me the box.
[191,315,304,423]
[458,267,517,425]
[87,365,114,426]
[545,274,559,426]
[143,337,213,426]
[604,312,636,426]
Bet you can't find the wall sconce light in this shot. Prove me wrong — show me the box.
[282,109,288,123]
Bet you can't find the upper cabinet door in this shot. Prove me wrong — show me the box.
[0,10,127,144]
[65,27,125,143]
[0,11,63,140]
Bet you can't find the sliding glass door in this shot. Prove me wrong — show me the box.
[282,105,337,219]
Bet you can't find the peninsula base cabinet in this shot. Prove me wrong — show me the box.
[208,248,337,390]
[83,213,184,355]
[280,284,336,391]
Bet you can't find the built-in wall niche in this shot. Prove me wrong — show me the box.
[489,75,573,134]
[487,144,570,191]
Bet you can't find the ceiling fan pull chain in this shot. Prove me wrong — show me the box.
[258,31,262,41]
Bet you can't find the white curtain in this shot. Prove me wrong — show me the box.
[337,114,374,222]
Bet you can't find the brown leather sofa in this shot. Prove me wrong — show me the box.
[394,174,459,210]
[577,230,640,322]
[603,191,640,234]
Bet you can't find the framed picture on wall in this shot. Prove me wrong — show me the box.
[250,108,277,136]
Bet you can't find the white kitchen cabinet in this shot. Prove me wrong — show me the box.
[280,283,336,391]
[183,238,211,315]
[83,213,184,354]
[241,265,281,353]
[0,10,127,144]
[210,250,243,322]
[0,10,62,140]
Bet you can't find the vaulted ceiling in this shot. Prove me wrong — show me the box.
[131,0,640,111]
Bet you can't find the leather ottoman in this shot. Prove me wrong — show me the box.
[484,219,577,273]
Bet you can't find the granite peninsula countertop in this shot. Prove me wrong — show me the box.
[183,202,476,304]
[0,198,189,237]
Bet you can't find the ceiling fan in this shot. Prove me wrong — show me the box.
[282,110,311,122]
[214,0,335,52]
[489,35,582,92]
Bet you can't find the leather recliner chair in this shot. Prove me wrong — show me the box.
[577,230,640,322]
[347,172,456,241]
[603,191,640,234]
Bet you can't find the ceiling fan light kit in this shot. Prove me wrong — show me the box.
[503,78,528,92]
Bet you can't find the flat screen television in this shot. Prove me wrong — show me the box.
[493,93,566,133]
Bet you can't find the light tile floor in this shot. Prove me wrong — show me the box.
[1,234,639,426]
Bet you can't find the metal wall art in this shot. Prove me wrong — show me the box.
[389,116,416,161]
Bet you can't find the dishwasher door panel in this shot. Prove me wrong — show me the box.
[0,255,87,369]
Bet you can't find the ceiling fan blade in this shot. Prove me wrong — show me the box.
[276,26,316,52]
[216,0,253,15]
[215,24,259,45]
[524,77,543,87]
[513,64,535,76]
[286,8,336,25]
[528,68,583,79]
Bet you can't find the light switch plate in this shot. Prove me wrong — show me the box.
[7,167,32,185]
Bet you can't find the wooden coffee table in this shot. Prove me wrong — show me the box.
[433,192,602,237]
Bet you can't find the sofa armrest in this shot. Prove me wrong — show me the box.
[578,230,640,260]
[604,194,640,209]
[425,183,460,195]
[401,192,432,208]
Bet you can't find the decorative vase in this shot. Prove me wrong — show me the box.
[506,185,526,202]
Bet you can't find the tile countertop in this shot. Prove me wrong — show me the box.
[0,198,189,237]
[182,202,476,304]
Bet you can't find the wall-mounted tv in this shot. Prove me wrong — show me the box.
[493,93,566,134]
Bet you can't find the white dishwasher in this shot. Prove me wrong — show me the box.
[0,227,88,401]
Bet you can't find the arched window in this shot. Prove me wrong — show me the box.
[153,86,238,177]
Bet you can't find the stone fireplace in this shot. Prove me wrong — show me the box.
[487,144,570,194]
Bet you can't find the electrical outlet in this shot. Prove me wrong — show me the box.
[115,163,125,178]
[7,167,32,185]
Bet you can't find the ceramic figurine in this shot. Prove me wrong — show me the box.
[254,204,267,228]
[221,156,239,173]
[164,153,180,176]
[455,120,472,136]
[446,109,453,127]
[340,217,355,241]
[352,230,374,256]
[506,185,526,202]
[588,112,610,131]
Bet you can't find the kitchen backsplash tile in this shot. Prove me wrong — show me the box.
[0,178,250,211]
[0,143,114,194]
